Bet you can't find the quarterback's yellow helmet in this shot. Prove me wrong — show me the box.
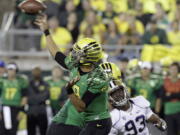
[72,38,102,65]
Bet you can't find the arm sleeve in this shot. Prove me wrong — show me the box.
[82,90,100,107]
[55,52,68,69]
[145,107,154,120]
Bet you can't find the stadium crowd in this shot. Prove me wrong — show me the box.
[0,0,180,135]
[13,0,180,60]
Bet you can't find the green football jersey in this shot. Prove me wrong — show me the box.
[46,78,67,111]
[53,55,110,127]
[128,74,163,108]
[0,75,28,106]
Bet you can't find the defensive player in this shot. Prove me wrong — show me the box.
[108,80,167,135]
[35,15,111,135]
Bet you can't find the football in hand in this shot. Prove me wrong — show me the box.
[18,0,47,14]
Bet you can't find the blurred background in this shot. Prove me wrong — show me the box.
[0,0,180,135]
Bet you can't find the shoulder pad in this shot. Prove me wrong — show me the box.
[130,96,150,108]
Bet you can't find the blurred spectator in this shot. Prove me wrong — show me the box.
[79,10,106,43]
[114,12,144,35]
[103,20,120,45]
[81,0,92,12]
[127,0,137,10]
[90,0,106,12]
[114,13,129,34]
[44,0,59,18]
[0,62,28,135]
[142,0,175,14]
[135,2,152,27]
[79,0,92,20]
[41,16,72,53]
[152,2,170,30]
[116,57,129,81]
[140,0,157,14]
[160,57,174,77]
[168,20,180,46]
[58,0,76,27]
[127,13,145,35]
[66,12,79,43]
[120,18,142,45]
[127,62,163,110]
[101,2,117,25]
[169,1,180,25]
[116,15,142,59]
[0,61,6,77]
[161,62,180,135]
[78,25,101,43]
[142,19,168,45]
[45,66,67,115]
[27,67,49,135]
[108,0,128,13]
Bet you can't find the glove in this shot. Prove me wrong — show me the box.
[155,119,167,131]
[66,76,80,94]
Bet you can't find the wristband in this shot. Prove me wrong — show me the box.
[44,29,50,36]
[67,87,74,95]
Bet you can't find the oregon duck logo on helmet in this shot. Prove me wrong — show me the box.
[72,38,102,65]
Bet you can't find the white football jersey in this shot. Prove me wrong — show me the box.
[109,96,154,135]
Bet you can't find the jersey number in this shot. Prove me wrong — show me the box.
[125,115,145,135]
[50,87,61,100]
[5,88,17,100]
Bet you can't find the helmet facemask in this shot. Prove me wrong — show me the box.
[72,38,102,66]
[109,81,129,107]
[71,49,86,64]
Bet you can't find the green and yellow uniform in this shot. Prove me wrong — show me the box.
[128,74,163,108]
[46,77,67,113]
[0,76,28,106]
[53,55,110,128]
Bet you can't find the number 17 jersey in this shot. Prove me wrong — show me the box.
[109,96,154,135]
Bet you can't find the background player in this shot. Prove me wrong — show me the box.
[0,62,28,135]
[108,80,167,135]
[45,66,67,115]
